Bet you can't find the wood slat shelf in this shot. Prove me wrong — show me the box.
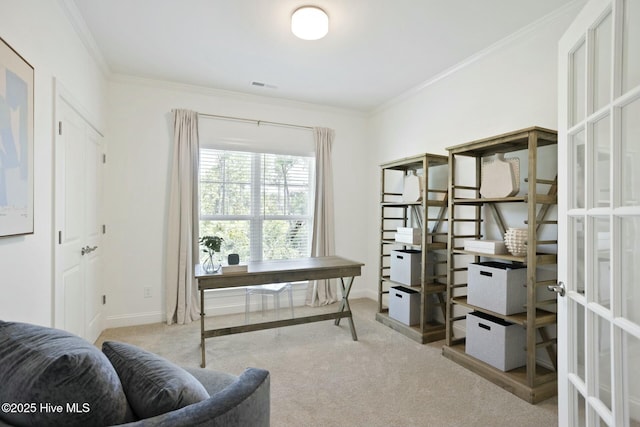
[381,153,448,170]
[452,194,557,205]
[453,196,526,204]
[446,126,558,157]
[380,240,448,252]
[381,201,422,207]
[382,200,448,207]
[378,153,449,344]
[451,249,557,265]
[380,279,447,295]
[451,297,557,327]
[445,127,558,403]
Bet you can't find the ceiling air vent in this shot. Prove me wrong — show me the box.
[251,81,278,89]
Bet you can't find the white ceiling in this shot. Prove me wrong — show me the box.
[71,0,577,112]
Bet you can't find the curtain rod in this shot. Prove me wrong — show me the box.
[198,112,313,131]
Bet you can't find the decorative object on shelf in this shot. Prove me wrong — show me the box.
[402,170,422,202]
[504,227,528,257]
[228,253,240,265]
[463,239,507,255]
[480,153,520,198]
[199,235,224,273]
[394,227,422,245]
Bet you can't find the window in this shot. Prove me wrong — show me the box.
[199,148,314,263]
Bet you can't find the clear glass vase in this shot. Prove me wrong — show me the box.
[202,252,221,273]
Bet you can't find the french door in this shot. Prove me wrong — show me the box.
[558,0,640,426]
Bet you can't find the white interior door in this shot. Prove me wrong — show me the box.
[558,0,640,426]
[54,92,105,342]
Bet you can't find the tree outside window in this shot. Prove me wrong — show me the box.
[199,148,314,264]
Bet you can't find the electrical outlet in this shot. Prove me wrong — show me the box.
[144,287,152,298]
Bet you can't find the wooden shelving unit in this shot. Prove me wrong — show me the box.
[443,127,558,403]
[376,153,448,343]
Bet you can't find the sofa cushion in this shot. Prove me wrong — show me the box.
[102,341,209,419]
[0,321,131,427]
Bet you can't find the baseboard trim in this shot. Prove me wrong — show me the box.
[106,311,163,329]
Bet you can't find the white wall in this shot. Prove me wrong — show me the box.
[363,3,585,299]
[103,77,369,327]
[0,0,107,325]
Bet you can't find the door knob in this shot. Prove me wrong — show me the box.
[547,281,566,297]
[81,246,98,255]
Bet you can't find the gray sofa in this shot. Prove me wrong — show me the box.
[0,321,270,427]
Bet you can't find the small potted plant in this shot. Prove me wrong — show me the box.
[199,235,224,273]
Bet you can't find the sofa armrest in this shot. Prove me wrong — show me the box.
[116,368,270,427]
[182,367,237,395]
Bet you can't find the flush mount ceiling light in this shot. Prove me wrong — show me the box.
[291,6,328,40]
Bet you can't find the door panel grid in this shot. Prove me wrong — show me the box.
[560,0,640,426]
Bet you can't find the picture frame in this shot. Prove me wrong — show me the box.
[0,37,34,237]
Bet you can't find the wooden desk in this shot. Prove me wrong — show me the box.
[196,256,364,367]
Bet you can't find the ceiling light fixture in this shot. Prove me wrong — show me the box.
[291,6,328,40]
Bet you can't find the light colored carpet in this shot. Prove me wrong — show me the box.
[95,299,558,427]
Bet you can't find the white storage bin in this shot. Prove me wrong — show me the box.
[466,311,526,371]
[388,286,420,326]
[467,262,527,315]
[390,249,422,285]
[468,262,557,315]
[394,233,421,245]
[463,239,507,255]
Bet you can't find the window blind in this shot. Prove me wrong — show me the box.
[199,148,314,263]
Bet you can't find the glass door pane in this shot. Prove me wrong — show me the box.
[622,0,640,93]
[621,97,640,207]
[572,299,586,381]
[593,116,611,208]
[572,382,587,426]
[573,217,586,295]
[623,330,640,426]
[594,12,612,112]
[595,314,612,411]
[594,217,611,308]
[573,129,586,209]
[621,216,640,325]
[572,40,587,126]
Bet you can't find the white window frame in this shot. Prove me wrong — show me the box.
[199,148,315,262]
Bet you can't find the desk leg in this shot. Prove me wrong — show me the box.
[200,287,206,368]
[334,276,357,341]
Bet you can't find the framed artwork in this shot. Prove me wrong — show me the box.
[0,37,34,237]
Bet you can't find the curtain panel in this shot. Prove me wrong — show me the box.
[165,109,200,325]
[306,127,338,306]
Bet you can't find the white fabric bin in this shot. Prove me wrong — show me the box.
[388,286,420,326]
[390,249,422,286]
[466,311,526,371]
[467,261,527,315]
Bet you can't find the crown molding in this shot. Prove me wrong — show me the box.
[57,0,111,77]
[372,0,587,116]
[110,74,369,118]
